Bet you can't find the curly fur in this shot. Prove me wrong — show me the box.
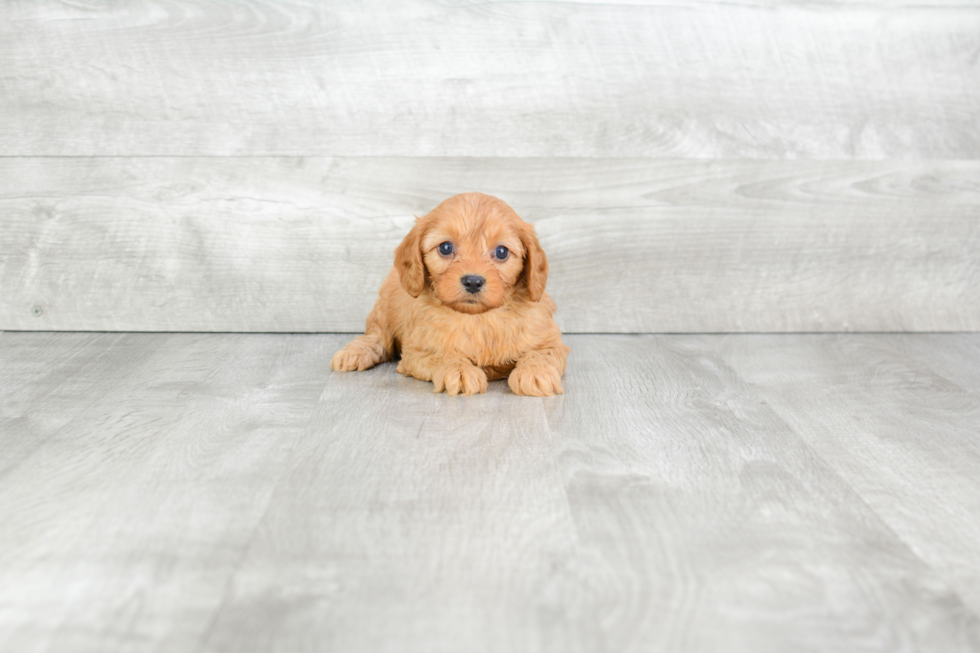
[331,192,569,396]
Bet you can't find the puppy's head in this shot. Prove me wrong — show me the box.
[394,193,547,314]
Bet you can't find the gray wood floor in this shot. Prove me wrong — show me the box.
[2,332,979,652]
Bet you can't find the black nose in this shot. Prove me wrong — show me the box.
[461,275,485,294]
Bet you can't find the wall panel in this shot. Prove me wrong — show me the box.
[3,157,977,332]
[1,1,978,158]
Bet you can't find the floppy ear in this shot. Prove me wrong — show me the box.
[519,221,548,302]
[394,216,428,298]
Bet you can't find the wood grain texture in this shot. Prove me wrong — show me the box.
[3,157,978,333]
[716,333,980,615]
[0,332,167,477]
[540,335,980,652]
[199,351,576,653]
[0,332,338,653]
[3,332,980,651]
[2,1,979,158]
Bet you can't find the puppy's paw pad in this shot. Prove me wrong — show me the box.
[433,363,488,396]
[508,364,563,397]
[331,340,383,372]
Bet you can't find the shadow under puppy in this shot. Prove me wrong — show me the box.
[331,192,569,396]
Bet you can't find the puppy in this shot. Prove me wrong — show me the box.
[331,192,568,396]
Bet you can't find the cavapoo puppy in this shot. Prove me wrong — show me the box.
[331,192,568,396]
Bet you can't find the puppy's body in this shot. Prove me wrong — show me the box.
[332,193,568,396]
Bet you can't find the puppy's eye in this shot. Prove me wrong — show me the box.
[438,241,454,256]
[494,245,509,260]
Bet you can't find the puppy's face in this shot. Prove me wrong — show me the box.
[394,193,548,314]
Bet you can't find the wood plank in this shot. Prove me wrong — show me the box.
[1,1,979,158]
[0,332,170,477]
[540,335,980,652]
[877,333,980,391]
[717,333,980,615]
[198,356,578,652]
[3,332,980,651]
[2,157,978,333]
[0,333,339,653]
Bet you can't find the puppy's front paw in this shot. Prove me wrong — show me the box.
[432,362,488,396]
[331,337,384,372]
[508,364,563,397]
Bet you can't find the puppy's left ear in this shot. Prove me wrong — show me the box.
[394,215,429,298]
[519,221,548,302]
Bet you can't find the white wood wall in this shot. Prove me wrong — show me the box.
[2,1,978,332]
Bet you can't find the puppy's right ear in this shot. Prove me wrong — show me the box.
[394,215,428,298]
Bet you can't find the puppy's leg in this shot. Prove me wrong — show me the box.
[331,332,388,372]
[331,303,393,372]
[508,342,569,397]
[398,350,488,396]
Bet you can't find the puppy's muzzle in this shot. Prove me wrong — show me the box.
[461,275,485,294]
